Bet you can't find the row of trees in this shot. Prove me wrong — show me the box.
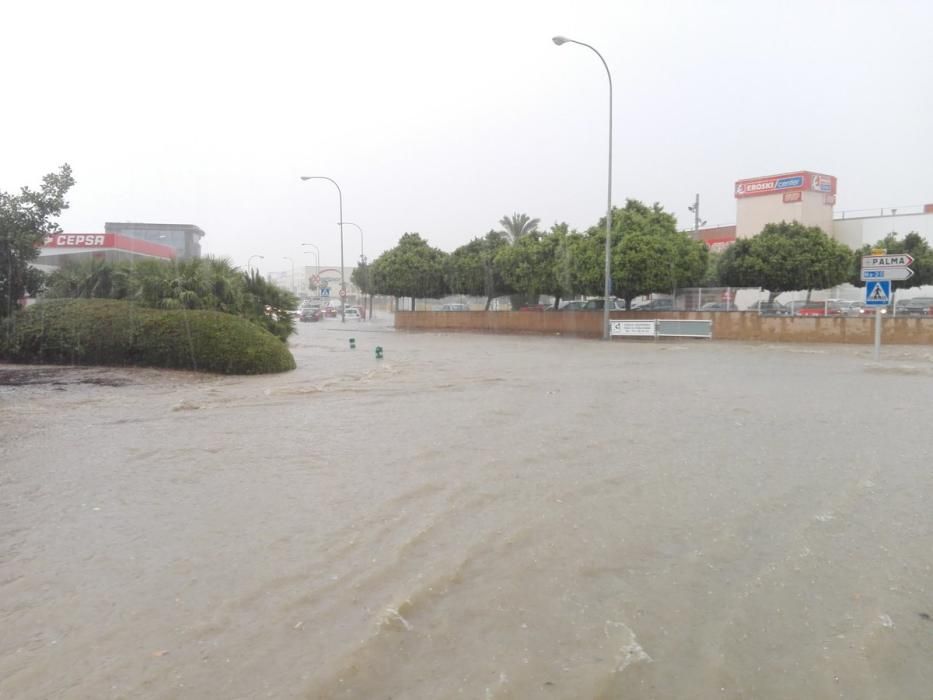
[353,202,710,310]
[355,206,933,310]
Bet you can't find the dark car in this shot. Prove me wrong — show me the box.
[747,300,787,315]
[581,298,626,311]
[632,298,674,312]
[299,307,322,322]
[700,301,739,311]
[901,297,933,316]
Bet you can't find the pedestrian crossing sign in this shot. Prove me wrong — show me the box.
[865,280,891,306]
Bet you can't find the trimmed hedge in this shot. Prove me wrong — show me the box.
[0,299,296,375]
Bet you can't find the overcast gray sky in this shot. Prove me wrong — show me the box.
[3,0,932,277]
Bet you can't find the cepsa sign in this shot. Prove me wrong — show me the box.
[44,233,113,247]
[735,171,836,199]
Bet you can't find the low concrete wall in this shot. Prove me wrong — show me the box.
[395,311,933,345]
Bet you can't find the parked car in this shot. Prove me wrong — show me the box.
[901,297,933,316]
[796,301,851,317]
[700,301,738,311]
[555,300,588,311]
[519,304,551,311]
[344,307,362,320]
[439,303,470,311]
[299,307,322,322]
[581,298,626,311]
[631,298,674,312]
[890,299,910,315]
[323,305,338,318]
[851,301,887,316]
[746,300,787,315]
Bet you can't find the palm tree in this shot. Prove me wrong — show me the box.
[498,213,540,244]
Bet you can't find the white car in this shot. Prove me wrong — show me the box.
[344,308,361,320]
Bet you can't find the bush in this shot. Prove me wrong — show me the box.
[0,299,296,375]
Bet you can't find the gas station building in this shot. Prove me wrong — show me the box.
[34,232,176,270]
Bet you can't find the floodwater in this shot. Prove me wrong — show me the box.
[3,317,933,699]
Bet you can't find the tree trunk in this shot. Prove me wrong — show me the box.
[410,297,415,311]
[394,296,399,311]
[806,289,813,302]
[485,296,493,310]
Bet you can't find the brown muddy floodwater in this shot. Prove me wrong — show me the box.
[3,317,933,699]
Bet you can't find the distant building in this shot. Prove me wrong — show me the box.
[104,222,204,260]
[735,171,836,239]
[692,170,933,252]
[832,206,933,249]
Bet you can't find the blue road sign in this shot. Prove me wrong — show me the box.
[320,287,331,297]
[865,280,891,306]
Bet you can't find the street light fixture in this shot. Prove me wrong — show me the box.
[300,176,346,322]
[302,242,320,270]
[247,254,264,275]
[339,221,369,320]
[553,35,614,339]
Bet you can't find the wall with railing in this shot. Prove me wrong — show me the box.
[395,310,933,345]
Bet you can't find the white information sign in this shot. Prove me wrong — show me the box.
[610,320,656,337]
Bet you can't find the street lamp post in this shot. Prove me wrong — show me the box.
[553,35,614,339]
[339,221,368,320]
[247,254,264,275]
[283,256,295,293]
[302,243,320,278]
[300,176,346,322]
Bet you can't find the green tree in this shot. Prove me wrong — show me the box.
[369,233,449,310]
[446,231,512,309]
[589,200,707,308]
[498,212,540,243]
[719,221,851,301]
[847,231,933,292]
[494,225,579,308]
[1,164,75,317]
[45,258,134,300]
[702,250,723,287]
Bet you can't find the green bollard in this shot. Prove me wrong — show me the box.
[349,338,356,349]
[375,346,383,360]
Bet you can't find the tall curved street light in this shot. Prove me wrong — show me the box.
[247,254,264,275]
[339,221,368,320]
[553,35,614,339]
[339,221,365,263]
[302,242,320,274]
[283,256,295,293]
[300,176,345,322]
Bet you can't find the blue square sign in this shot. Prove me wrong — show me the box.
[865,280,891,306]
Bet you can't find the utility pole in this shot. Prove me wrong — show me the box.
[688,193,705,234]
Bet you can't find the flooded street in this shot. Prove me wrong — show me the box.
[3,319,933,699]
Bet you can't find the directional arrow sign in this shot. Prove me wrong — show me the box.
[861,267,914,281]
[862,254,914,268]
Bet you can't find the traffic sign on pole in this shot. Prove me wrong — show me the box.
[320,287,331,297]
[865,280,891,306]
[861,267,914,282]
[862,254,914,268]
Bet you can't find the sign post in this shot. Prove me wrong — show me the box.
[862,251,913,361]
